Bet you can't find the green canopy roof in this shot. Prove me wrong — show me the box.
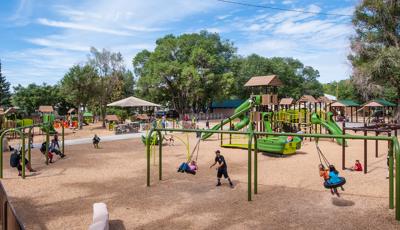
[83,112,93,117]
[333,99,360,107]
[373,98,396,107]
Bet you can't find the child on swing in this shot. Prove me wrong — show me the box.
[328,165,345,197]
[177,160,198,175]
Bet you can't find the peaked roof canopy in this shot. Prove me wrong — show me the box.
[107,96,161,108]
[331,100,360,107]
[279,98,295,105]
[38,106,54,113]
[363,101,383,107]
[297,95,316,103]
[373,98,396,107]
[244,75,282,87]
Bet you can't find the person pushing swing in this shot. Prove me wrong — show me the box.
[210,150,234,188]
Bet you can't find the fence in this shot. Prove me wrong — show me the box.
[179,113,224,120]
[0,182,24,230]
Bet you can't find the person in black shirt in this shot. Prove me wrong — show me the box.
[210,150,233,187]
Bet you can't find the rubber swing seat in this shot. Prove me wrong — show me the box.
[323,177,346,189]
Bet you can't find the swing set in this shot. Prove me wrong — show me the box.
[145,127,400,221]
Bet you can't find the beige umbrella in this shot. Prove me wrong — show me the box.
[107,96,161,108]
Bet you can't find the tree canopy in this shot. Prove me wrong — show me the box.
[0,60,11,107]
[349,0,400,102]
[133,31,236,113]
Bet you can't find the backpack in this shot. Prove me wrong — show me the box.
[40,142,46,154]
[10,151,20,168]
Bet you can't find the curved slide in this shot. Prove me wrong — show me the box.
[201,97,260,140]
[311,112,347,146]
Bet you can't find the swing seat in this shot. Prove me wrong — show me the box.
[177,162,196,175]
[323,177,346,189]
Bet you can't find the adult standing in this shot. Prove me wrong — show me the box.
[210,150,234,188]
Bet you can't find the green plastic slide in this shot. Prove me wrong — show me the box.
[311,112,347,146]
[202,97,260,140]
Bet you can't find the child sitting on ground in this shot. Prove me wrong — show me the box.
[10,148,36,176]
[93,134,100,149]
[349,160,362,171]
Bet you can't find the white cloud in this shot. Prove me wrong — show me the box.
[282,0,294,5]
[37,18,133,36]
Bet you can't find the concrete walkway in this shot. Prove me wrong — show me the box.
[31,132,145,148]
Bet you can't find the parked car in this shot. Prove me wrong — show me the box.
[155,110,179,119]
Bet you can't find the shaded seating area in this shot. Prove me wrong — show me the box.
[362,99,397,124]
[330,100,360,122]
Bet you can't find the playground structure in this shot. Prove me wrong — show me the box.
[201,75,345,155]
[0,121,65,178]
[145,127,400,221]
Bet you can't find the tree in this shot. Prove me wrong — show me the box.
[12,84,62,115]
[60,65,99,129]
[349,0,400,113]
[88,47,127,127]
[322,79,362,101]
[0,60,11,107]
[133,31,236,113]
[231,54,323,99]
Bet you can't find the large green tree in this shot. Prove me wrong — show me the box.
[0,60,11,107]
[349,0,400,105]
[12,84,63,115]
[133,31,236,113]
[88,47,129,127]
[231,54,323,99]
[60,64,99,129]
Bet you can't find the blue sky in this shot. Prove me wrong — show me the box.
[0,0,356,87]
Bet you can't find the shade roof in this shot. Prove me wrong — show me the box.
[331,100,360,107]
[279,98,295,105]
[107,96,161,108]
[105,115,119,121]
[297,95,316,103]
[317,96,332,104]
[363,101,383,107]
[244,75,282,87]
[68,108,76,113]
[211,99,245,108]
[374,98,396,107]
[38,105,54,113]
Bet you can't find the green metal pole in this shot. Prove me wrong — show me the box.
[45,130,49,165]
[220,120,223,147]
[28,127,32,163]
[0,133,3,179]
[389,140,394,209]
[396,139,400,220]
[248,133,253,201]
[254,134,258,194]
[62,121,65,155]
[146,129,153,186]
[21,132,25,179]
[158,131,162,181]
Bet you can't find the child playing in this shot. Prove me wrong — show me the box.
[327,165,345,197]
[40,142,54,163]
[186,160,198,175]
[349,160,363,171]
[319,164,334,194]
[93,134,100,149]
[177,160,198,175]
[10,148,37,176]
